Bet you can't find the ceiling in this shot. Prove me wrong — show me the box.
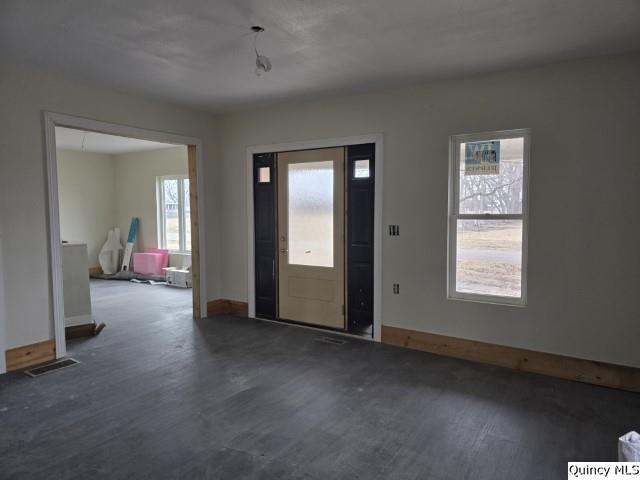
[2,1,639,112]
[55,127,179,154]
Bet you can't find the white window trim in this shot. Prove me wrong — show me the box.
[447,128,531,307]
[157,174,191,254]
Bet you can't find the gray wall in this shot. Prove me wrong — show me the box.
[57,149,117,268]
[217,53,640,367]
[114,146,188,256]
[0,62,221,349]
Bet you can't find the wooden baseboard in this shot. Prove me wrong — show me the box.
[65,322,105,340]
[382,326,640,393]
[206,299,249,318]
[5,339,56,372]
[89,266,102,277]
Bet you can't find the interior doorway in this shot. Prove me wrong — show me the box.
[249,135,382,340]
[44,113,206,359]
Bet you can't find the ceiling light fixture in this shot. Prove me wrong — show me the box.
[251,26,271,78]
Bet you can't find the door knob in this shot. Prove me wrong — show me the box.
[280,249,288,254]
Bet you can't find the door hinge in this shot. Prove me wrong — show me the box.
[341,304,345,316]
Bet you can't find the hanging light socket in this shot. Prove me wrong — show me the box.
[251,26,272,77]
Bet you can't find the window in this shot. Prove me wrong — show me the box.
[157,175,191,253]
[354,159,370,178]
[258,166,271,183]
[448,129,530,305]
[287,160,334,267]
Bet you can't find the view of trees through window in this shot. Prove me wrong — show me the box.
[455,137,525,298]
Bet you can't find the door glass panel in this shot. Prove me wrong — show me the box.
[288,160,334,267]
[258,166,270,183]
[354,159,370,178]
[162,178,180,251]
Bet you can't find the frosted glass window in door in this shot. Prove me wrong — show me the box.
[288,161,334,267]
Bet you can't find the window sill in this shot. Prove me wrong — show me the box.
[447,293,527,308]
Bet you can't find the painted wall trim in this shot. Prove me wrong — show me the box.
[44,112,208,358]
[5,339,56,372]
[382,325,640,393]
[246,133,384,342]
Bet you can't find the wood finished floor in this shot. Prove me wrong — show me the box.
[1,279,639,479]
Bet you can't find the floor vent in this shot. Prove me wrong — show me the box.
[316,336,347,345]
[24,358,80,378]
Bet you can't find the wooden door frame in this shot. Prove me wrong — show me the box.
[246,134,384,342]
[44,112,207,359]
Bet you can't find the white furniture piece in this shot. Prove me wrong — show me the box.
[164,267,192,288]
[61,242,92,327]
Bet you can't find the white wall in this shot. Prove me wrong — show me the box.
[57,149,116,268]
[0,62,220,350]
[216,53,640,367]
[114,146,188,259]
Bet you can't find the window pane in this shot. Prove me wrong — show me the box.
[288,161,333,267]
[162,179,180,251]
[354,159,370,178]
[456,219,522,298]
[459,137,524,214]
[183,178,191,252]
[258,166,270,183]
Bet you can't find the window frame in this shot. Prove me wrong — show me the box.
[447,128,531,306]
[157,174,191,253]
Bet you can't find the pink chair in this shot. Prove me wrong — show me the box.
[132,248,169,276]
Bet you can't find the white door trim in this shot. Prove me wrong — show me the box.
[246,133,384,342]
[44,112,208,358]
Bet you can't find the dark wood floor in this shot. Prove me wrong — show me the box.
[1,280,639,479]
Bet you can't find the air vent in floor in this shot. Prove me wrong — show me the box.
[24,358,80,378]
[315,336,347,345]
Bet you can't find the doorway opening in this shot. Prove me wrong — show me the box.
[248,135,382,340]
[44,113,206,359]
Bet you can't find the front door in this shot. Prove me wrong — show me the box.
[277,147,345,329]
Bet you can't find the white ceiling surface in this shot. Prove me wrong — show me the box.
[55,127,179,154]
[2,1,639,111]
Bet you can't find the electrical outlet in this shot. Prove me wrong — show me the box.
[393,283,400,294]
[389,225,400,236]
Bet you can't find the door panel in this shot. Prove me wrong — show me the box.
[346,144,375,333]
[277,147,345,329]
[253,153,277,319]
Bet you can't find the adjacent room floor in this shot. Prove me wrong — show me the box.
[1,281,639,479]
